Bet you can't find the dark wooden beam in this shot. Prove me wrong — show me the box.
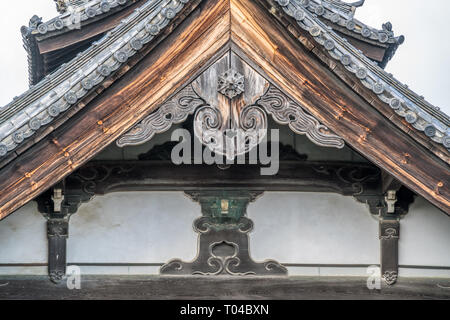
[1,276,449,300]
[64,160,382,196]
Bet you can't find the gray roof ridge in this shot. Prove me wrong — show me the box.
[0,0,189,158]
[278,0,450,151]
[305,0,403,45]
[38,0,134,36]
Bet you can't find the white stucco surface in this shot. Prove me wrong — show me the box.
[248,192,379,264]
[399,197,450,266]
[0,201,46,264]
[0,192,449,277]
[68,192,199,263]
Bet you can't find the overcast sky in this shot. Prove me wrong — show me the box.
[0,0,449,115]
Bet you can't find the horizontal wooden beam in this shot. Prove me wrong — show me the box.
[65,160,382,196]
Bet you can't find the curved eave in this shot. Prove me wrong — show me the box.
[34,0,140,40]
[304,0,402,46]
[276,0,450,156]
[22,0,144,86]
[0,0,195,162]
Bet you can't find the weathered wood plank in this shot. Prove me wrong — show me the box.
[0,276,449,300]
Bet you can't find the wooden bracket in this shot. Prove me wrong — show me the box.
[47,217,69,283]
[160,190,287,276]
[379,216,400,285]
[36,181,93,283]
[355,173,415,216]
[356,176,414,286]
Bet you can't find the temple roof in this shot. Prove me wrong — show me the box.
[3,0,447,159]
[0,0,448,219]
[46,1,136,35]
[21,0,402,86]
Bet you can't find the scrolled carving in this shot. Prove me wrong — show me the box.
[117,85,205,147]
[380,220,400,240]
[49,270,66,284]
[311,164,381,196]
[381,227,398,240]
[193,104,267,160]
[194,216,254,234]
[193,105,223,150]
[335,165,380,195]
[70,164,134,196]
[257,85,345,149]
[240,105,267,131]
[160,191,287,277]
[383,271,398,286]
[47,220,69,238]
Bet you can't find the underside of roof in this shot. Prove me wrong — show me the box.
[0,0,449,220]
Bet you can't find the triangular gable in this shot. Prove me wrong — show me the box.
[0,0,448,220]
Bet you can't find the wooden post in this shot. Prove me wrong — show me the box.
[47,217,70,283]
[379,217,400,285]
[37,182,91,283]
[37,185,72,283]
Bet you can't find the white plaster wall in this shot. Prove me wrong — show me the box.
[248,192,379,265]
[399,197,450,266]
[68,192,199,263]
[0,201,46,264]
[0,192,449,277]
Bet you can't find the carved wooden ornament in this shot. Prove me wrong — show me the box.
[117,51,344,157]
[160,191,288,276]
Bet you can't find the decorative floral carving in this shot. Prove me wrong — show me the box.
[217,69,245,99]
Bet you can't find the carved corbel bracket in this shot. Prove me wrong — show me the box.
[379,216,400,285]
[354,173,415,216]
[160,190,288,276]
[353,174,415,286]
[36,180,93,283]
